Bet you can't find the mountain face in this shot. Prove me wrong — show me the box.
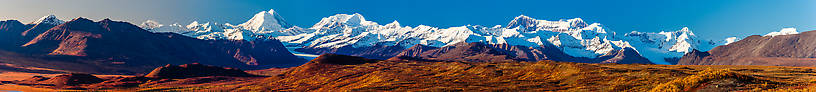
[0,15,64,51]
[0,17,305,74]
[23,15,64,42]
[146,9,734,64]
[391,42,652,64]
[30,15,65,25]
[616,27,721,64]
[678,29,816,66]
[237,9,293,35]
[0,20,30,49]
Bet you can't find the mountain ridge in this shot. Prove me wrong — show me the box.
[678,29,816,66]
[0,17,306,74]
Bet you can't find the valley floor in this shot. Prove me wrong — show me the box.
[4,59,816,91]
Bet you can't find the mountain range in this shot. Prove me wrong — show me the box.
[3,9,793,75]
[0,15,305,74]
[144,9,735,64]
[5,8,816,92]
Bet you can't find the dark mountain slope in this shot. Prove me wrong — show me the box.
[391,42,652,64]
[679,30,816,66]
[0,18,305,74]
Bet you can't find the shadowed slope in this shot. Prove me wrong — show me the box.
[3,18,305,74]
[392,42,652,64]
[679,30,816,66]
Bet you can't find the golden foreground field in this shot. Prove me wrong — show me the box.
[4,57,816,91]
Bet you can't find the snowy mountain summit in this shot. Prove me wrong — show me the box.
[31,15,64,25]
[139,20,163,30]
[237,9,292,34]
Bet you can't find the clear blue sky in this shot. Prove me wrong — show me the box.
[1,0,814,39]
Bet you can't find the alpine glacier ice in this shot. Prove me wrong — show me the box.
[617,27,719,64]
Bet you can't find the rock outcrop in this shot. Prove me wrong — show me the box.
[145,63,257,79]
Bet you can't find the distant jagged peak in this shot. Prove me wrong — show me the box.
[99,18,115,22]
[764,27,798,37]
[676,27,695,36]
[506,15,538,28]
[625,27,699,42]
[31,14,65,25]
[505,15,596,34]
[627,27,701,43]
[65,17,95,24]
[512,15,535,21]
[384,20,401,28]
[186,21,216,31]
[186,21,202,28]
[0,20,24,25]
[567,18,587,28]
[139,20,164,30]
[658,27,696,40]
[311,13,376,29]
[238,9,292,32]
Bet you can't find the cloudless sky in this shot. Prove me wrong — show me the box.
[1,0,814,40]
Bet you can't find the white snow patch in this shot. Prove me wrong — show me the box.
[764,28,798,37]
[724,37,739,45]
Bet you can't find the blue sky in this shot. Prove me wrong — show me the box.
[1,0,814,40]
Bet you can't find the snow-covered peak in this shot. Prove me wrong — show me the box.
[311,13,376,29]
[678,27,694,36]
[31,15,64,25]
[384,20,401,28]
[139,20,163,30]
[764,28,798,37]
[506,15,538,28]
[568,18,588,28]
[723,37,739,45]
[146,23,193,34]
[186,21,205,29]
[653,27,694,42]
[237,9,291,33]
